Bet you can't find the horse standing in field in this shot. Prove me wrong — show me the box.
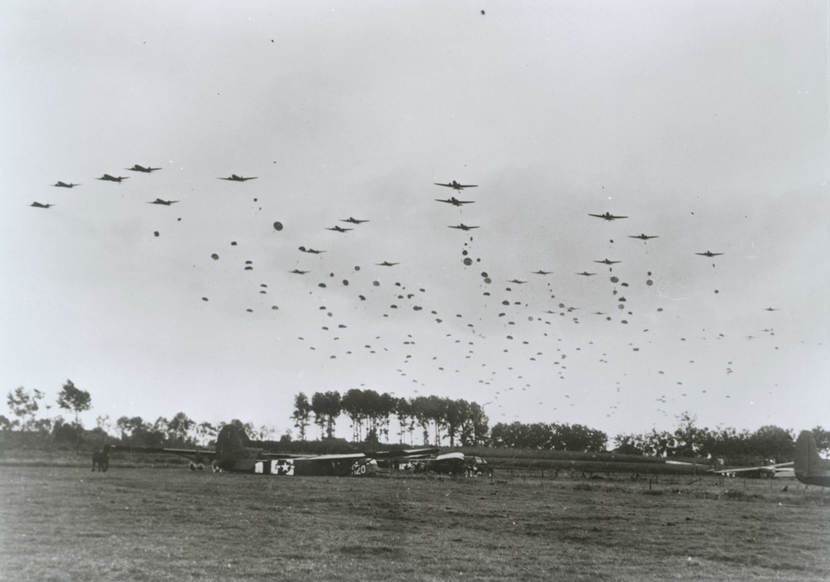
[92,445,111,472]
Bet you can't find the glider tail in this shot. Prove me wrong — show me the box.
[215,424,252,459]
[795,430,819,481]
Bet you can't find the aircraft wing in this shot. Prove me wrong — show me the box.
[712,462,794,474]
[304,453,366,460]
[112,445,217,462]
[370,447,440,460]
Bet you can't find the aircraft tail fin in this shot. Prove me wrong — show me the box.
[795,430,819,479]
[215,424,252,457]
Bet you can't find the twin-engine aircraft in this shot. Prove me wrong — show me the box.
[588,212,628,221]
[434,180,478,190]
[128,164,161,173]
[114,424,441,477]
[98,174,128,182]
[712,431,830,487]
[435,197,475,207]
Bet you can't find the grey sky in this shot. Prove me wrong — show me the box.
[1,0,828,438]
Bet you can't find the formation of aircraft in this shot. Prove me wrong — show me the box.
[53,181,79,188]
[434,180,478,190]
[588,212,628,221]
[98,174,128,182]
[435,197,475,206]
[31,164,794,450]
[128,164,162,173]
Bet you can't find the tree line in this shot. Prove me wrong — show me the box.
[613,413,830,464]
[489,422,608,452]
[4,383,829,463]
[291,389,489,447]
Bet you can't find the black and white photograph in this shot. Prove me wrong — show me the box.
[1,1,829,580]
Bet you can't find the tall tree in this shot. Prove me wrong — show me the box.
[467,401,489,446]
[167,412,195,446]
[310,392,327,438]
[426,396,448,445]
[195,421,218,446]
[411,396,431,445]
[56,379,91,427]
[291,393,312,440]
[395,397,413,444]
[378,392,397,441]
[340,389,364,442]
[7,387,45,430]
[748,425,794,461]
[316,391,341,439]
[444,399,469,447]
[116,416,144,439]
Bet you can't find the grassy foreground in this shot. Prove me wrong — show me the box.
[0,467,828,581]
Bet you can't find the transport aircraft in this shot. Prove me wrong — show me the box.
[219,174,257,181]
[98,174,128,182]
[114,424,441,476]
[434,180,478,190]
[712,431,830,487]
[435,197,475,207]
[588,212,628,221]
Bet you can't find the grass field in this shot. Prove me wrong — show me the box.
[1,466,828,581]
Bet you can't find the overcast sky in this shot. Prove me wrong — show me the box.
[1,0,828,439]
